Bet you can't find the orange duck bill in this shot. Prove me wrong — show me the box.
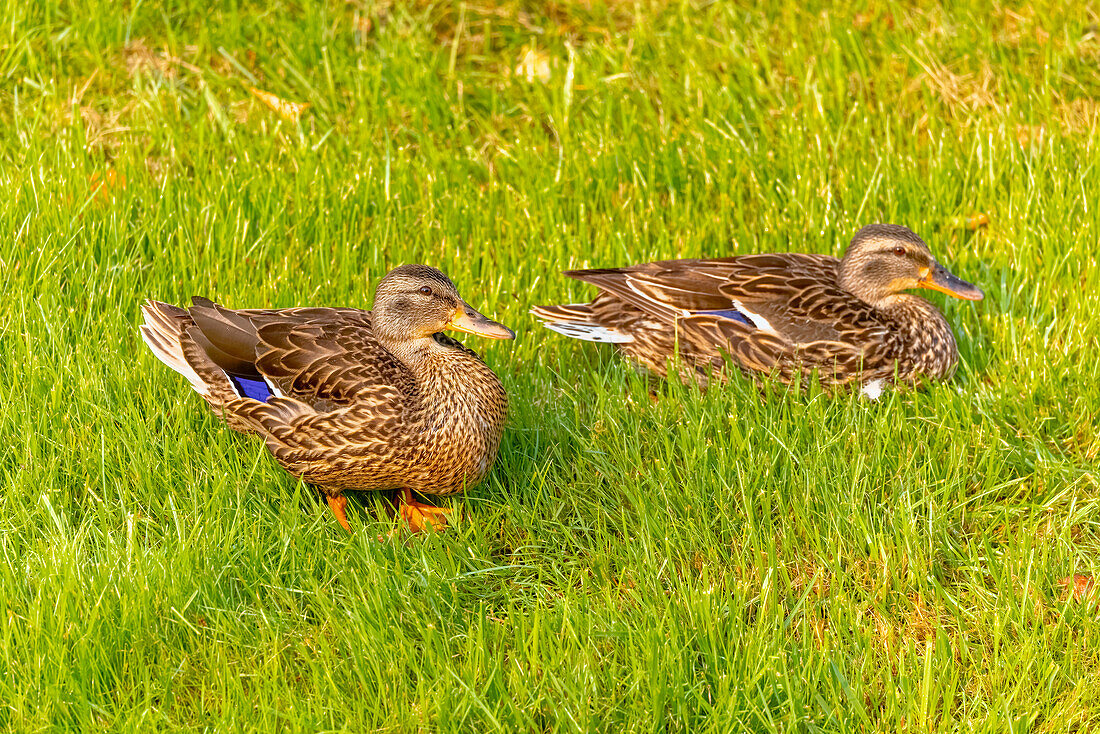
[449,302,516,339]
[918,263,984,301]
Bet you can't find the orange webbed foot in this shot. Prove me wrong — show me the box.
[326,494,351,533]
[393,488,454,534]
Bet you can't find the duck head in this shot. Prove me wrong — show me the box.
[837,224,984,307]
[371,264,515,346]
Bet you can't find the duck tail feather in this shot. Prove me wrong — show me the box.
[140,300,211,397]
[530,304,634,344]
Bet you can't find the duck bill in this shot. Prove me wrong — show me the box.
[449,302,516,340]
[918,263,984,301]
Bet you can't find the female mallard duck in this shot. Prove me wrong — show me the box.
[140,264,514,533]
[532,224,983,395]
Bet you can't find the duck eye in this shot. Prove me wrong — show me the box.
[418,286,433,296]
[892,246,907,257]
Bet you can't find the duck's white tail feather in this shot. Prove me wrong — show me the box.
[530,304,634,344]
[540,320,635,343]
[140,300,210,397]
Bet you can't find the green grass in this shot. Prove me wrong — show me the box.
[2,0,1100,730]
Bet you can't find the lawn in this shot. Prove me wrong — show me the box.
[2,0,1099,730]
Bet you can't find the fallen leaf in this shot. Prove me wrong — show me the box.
[951,212,989,230]
[852,12,893,30]
[89,169,126,202]
[1015,123,1046,146]
[1059,574,1097,603]
[249,87,309,123]
[967,212,990,229]
[515,45,551,83]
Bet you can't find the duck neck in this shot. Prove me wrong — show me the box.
[876,294,959,377]
[876,293,947,326]
[378,335,451,382]
[378,333,502,398]
[385,333,508,454]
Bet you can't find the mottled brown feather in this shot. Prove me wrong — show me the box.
[538,231,976,390]
[140,278,509,508]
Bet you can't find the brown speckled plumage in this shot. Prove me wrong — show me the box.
[533,224,983,391]
[140,264,513,531]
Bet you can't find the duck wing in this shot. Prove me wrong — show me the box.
[223,392,407,486]
[676,254,896,381]
[182,300,418,481]
[564,258,745,321]
[564,254,896,383]
[184,299,414,410]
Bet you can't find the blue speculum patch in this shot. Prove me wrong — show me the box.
[698,309,752,327]
[229,374,274,402]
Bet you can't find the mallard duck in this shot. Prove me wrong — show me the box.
[140,264,514,533]
[532,224,983,395]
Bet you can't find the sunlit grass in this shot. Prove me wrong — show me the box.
[1,0,1099,730]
